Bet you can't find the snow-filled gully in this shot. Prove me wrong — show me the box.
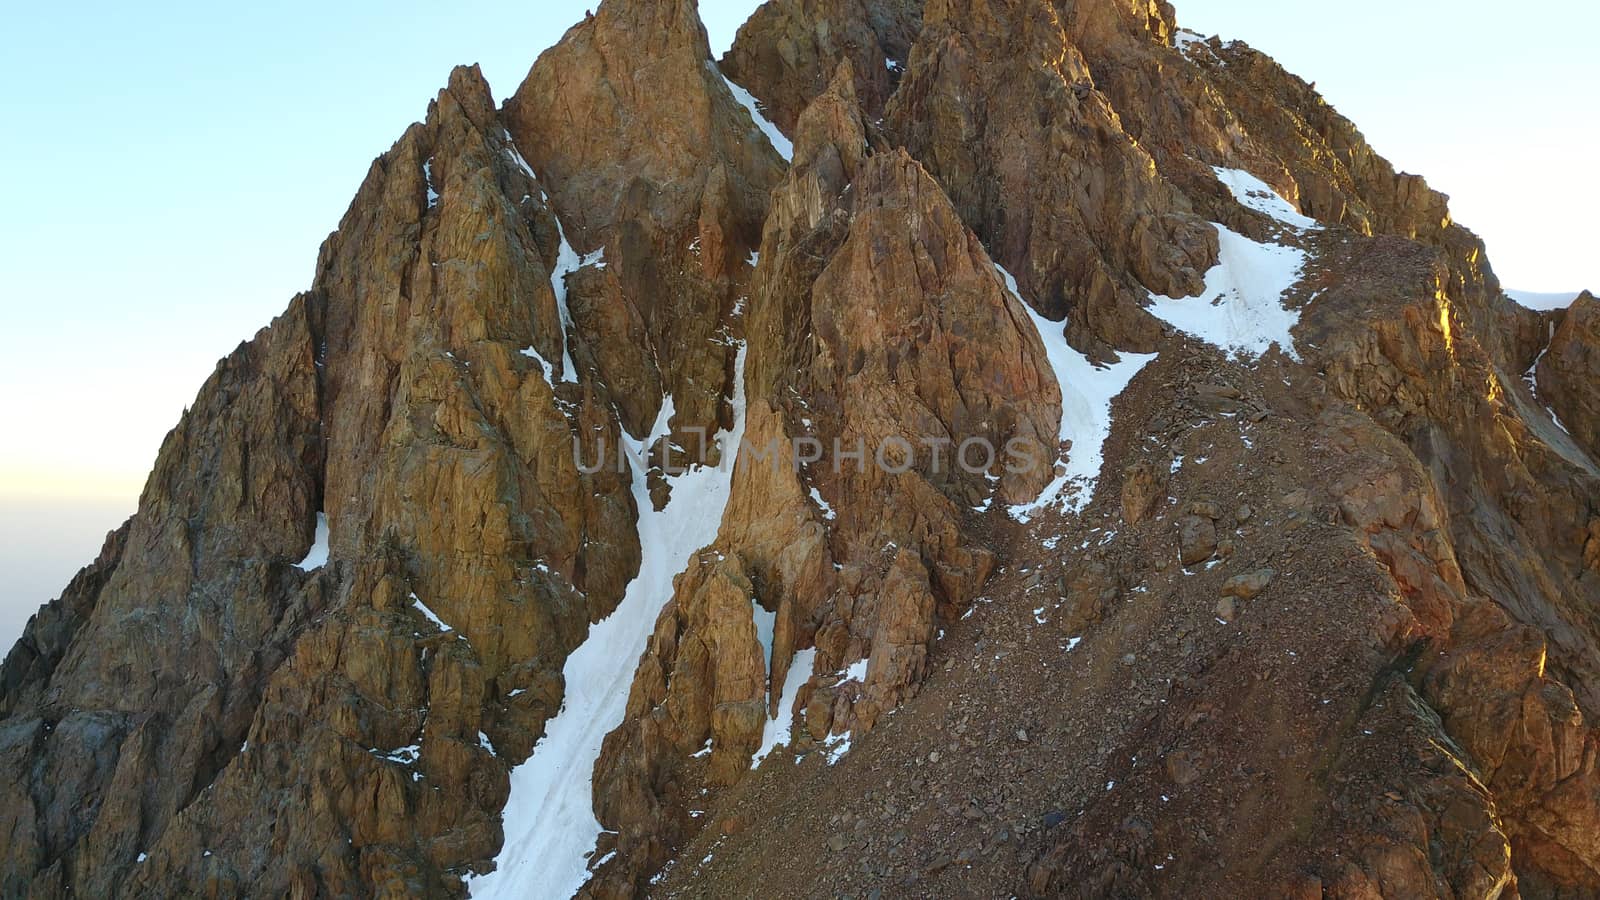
[470,347,749,899]
[999,265,1156,522]
[472,100,795,897]
[502,130,595,387]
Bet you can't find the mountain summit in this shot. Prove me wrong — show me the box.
[4,1,1598,897]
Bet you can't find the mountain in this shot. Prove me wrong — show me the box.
[4,0,1599,897]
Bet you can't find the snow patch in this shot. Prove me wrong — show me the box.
[1211,167,1318,229]
[1524,321,1555,392]
[808,486,836,520]
[750,647,817,768]
[716,65,793,162]
[844,657,869,684]
[1173,29,1209,54]
[423,158,440,208]
[998,266,1156,521]
[501,131,539,182]
[752,603,776,666]
[374,743,421,765]
[294,514,330,571]
[1146,225,1308,360]
[410,594,453,633]
[520,346,555,384]
[500,128,599,387]
[471,341,751,900]
[823,730,853,765]
[1523,322,1577,434]
[546,216,602,385]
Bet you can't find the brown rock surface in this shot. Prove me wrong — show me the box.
[5,0,1600,898]
[1220,568,1274,600]
[1,289,325,897]
[0,36,760,896]
[885,0,1219,353]
[721,0,924,134]
[589,65,1067,893]
[1119,459,1167,525]
[1176,512,1218,566]
[503,0,785,444]
[1536,291,1600,460]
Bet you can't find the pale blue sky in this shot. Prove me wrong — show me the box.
[0,0,1594,645]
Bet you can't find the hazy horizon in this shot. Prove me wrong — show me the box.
[1,0,1594,650]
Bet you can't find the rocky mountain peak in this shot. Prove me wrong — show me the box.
[504,0,783,247]
[3,0,1596,898]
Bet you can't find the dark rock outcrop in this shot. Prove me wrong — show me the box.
[721,0,924,134]
[1537,291,1600,460]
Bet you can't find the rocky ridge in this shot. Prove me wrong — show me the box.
[3,0,1597,898]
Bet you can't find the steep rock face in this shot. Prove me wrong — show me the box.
[0,288,324,896]
[1537,292,1600,460]
[1328,407,1600,898]
[114,562,500,898]
[503,0,785,443]
[589,67,1063,894]
[720,0,924,134]
[884,0,1219,354]
[317,64,638,692]
[104,64,646,896]
[1302,237,1600,717]
[0,522,129,717]
[732,74,1063,728]
[0,291,325,897]
[1294,234,1600,893]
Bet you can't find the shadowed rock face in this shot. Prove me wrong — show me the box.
[720,0,925,135]
[0,287,325,897]
[1538,292,1600,460]
[4,0,1599,898]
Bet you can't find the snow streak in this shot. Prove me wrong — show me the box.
[999,266,1156,521]
[471,345,749,900]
